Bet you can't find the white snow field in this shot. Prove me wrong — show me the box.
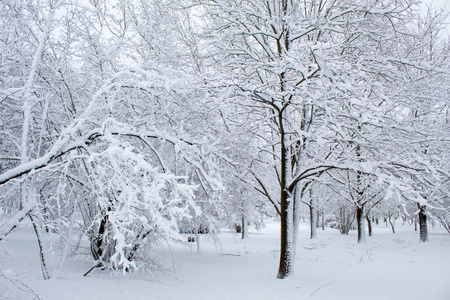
[1,221,449,300]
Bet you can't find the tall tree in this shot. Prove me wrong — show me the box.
[199,0,421,278]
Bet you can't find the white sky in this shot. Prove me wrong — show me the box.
[421,0,449,13]
[425,0,448,9]
[421,0,450,34]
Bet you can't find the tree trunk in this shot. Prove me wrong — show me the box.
[356,206,366,243]
[241,215,247,239]
[309,208,317,240]
[291,186,301,262]
[29,214,50,280]
[316,211,320,228]
[321,211,325,230]
[196,232,200,254]
[366,215,372,237]
[277,190,293,279]
[418,204,428,242]
[277,99,293,279]
[388,211,397,234]
[91,208,110,261]
[309,189,317,239]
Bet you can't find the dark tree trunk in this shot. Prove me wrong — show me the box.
[418,204,428,242]
[91,209,110,261]
[127,229,153,262]
[277,87,293,278]
[235,223,242,233]
[277,190,292,279]
[309,189,317,239]
[366,215,372,237]
[356,206,366,243]
[241,215,246,239]
[310,204,317,239]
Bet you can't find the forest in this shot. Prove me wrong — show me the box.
[0,0,449,299]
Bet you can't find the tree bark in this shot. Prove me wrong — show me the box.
[277,190,293,279]
[418,204,428,242]
[277,86,293,278]
[356,205,366,243]
[91,208,110,261]
[241,215,247,239]
[309,191,317,239]
[316,211,320,228]
[366,215,372,237]
[322,211,325,230]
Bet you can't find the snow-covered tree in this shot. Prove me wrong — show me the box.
[0,0,224,276]
[198,0,431,278]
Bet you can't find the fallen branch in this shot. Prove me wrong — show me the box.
[83,262,104,277]
[310,280,335,297]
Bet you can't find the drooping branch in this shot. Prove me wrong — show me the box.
[0,126,197,186]
[252,173,280,216]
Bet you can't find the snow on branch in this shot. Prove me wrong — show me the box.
[0,64,198,187]
[0,202,35,241]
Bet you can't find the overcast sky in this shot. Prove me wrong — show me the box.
[421,0,449,34]
[422,0,449,11]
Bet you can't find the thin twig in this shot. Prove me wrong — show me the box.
[310,280,335,297]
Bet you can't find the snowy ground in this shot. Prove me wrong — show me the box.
[1,221,449,300]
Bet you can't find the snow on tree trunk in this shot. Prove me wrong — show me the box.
[55,204,77,278]
[241,215,247,239]
[291,185,301,262]
[19,9,52,167]
[196,232,200,254]
[356,206,366,243]
[418,205,428,242]
[277,190,293,279]
[12,6,53,280]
